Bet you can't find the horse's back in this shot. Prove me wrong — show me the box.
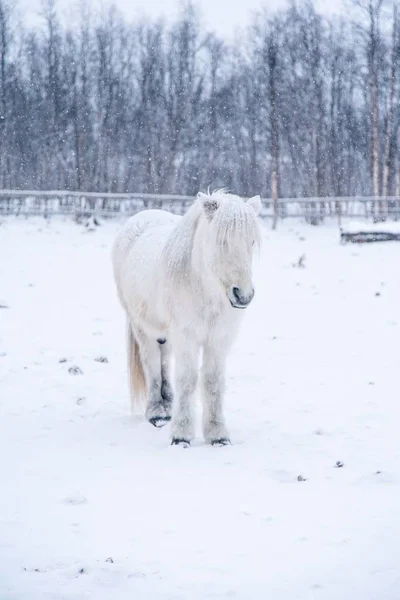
[112,209,179,329]
[113,209,179,262]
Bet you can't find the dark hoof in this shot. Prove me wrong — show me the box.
[171,438,191,448]
[211,438,231,447]
[149,415,171,428]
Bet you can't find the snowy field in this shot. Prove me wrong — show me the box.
[1,216,399,600]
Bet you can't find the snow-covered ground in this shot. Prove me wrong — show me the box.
[1,216,399,600]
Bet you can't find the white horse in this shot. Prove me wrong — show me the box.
[112,190,261,446]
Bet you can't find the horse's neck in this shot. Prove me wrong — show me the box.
[166,206,218,293]
[164,206,201,281]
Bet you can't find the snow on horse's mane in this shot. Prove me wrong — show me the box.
[163,190,260,279]
[198,190,260,248]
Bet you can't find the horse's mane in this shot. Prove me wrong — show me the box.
[209,190,261,252]
[163,190,260,281]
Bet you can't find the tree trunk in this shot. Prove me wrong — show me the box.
[272,169,278,230]
[0,1,9,188]
[366,0,383,202]
[383,5,399,204]
[268,31,280,198]
[370,74,380,198]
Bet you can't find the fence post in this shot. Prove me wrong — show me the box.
[337,198,342,229]
[272,170,278,230]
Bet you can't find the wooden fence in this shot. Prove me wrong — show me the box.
[1,190,400,225]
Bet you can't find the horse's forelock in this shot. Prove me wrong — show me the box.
[210,193,261,252]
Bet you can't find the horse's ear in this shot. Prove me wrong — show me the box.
[247,195,262,216]
[198,192,219,221]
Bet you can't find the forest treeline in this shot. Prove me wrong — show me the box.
[0,0,399,197]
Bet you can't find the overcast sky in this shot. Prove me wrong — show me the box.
[20,0,345,37]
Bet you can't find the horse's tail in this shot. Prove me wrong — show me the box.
[127,320,147,414]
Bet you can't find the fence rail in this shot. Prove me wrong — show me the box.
[1,190,400,225]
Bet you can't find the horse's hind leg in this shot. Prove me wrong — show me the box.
[159,340,174,418]
[137,332,171,428]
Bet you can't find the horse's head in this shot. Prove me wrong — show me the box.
[197,191,262,309]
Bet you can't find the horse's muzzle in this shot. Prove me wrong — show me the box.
[229,286,254,309]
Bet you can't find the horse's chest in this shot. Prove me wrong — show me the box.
[168,280,241,343]
[179,301,238,343]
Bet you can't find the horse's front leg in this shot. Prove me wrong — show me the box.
[201,344,230,446]
[171,342,199,446]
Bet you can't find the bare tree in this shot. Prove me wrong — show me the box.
[267,24,281,198]
[382,3,400,199]
[0,0,12,187]
[355,0,385,197]
[0,0,399,203]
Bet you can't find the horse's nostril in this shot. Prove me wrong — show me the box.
[231,286,254,307]
[232,287,241,301]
